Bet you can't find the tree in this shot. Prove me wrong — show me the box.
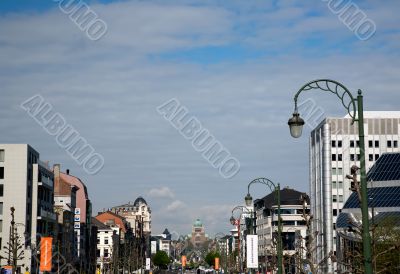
[152,251,170,269]
[204,251,220,267]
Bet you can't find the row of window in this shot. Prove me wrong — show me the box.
[97,237,110,244]
[96,248,110,258]
[272,220,307,226]
[332,140,398,148]
[0,150,4,162]
[332,154,380,162]
[332,181,343,189]
[333,195,344,203]
[273,209,310,215]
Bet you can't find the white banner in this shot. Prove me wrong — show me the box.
[151,241,157,254]
[146,258,151,270]
[246,235,258,269]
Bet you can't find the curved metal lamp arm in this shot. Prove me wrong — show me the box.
[247,177,277,194]
[231,205,251,215]
[293,79,358,123]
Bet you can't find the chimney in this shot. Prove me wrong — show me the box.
[53,164,61,193]
[66,169,70,175]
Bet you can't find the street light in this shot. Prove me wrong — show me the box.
[246,178,282,274]
[287,79,372,274]
[230,206,251,273]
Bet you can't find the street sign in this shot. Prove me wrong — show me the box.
[146,258,151,270]
[246,235,258,268]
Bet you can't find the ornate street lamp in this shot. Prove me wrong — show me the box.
[287,79,372,274]
[246,178,282,274]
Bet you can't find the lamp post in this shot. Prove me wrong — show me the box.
[287,79,372,274]
[230,206,251,273]
[245,178,282,274]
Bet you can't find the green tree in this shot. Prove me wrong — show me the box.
[152,251,170,269]
[205,251,220,267]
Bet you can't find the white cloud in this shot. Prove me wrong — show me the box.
[148,186,175,199]
[165,200,186,212]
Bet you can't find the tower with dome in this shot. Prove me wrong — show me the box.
[190,218,207,248]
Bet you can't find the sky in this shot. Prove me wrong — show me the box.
[0,0,399,236]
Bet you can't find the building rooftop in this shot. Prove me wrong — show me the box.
[193,218,203,227]
[134,196,147,206]
[255,187,309,209]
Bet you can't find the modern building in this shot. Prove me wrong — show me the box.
[309,112,400,273]
[190,219,207,248]
[336,153,400,273]
[150,228,172,256]
[254,187,309,274]
[0,144,56,274]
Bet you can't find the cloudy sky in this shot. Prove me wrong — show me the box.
[1,0,399,236]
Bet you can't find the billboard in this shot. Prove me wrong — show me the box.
[40,237,53,272]
[246,235,258,269]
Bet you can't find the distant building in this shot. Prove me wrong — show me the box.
[309,112,400,272]
[0,144,56,274]
[151,228,172,256]
[95,211,129,238]
[254,187,309,274]
[190,219,207,248]
[111,196,151,236]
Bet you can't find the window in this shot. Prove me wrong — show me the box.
[332,140,336,147]
[0,220,2,232]
[104,238,109,244]
[97,238,100,244]
[96,249,100,257]
[369,154,374,161]
[0,167,3,179]
[0,185,3,196]
[387,140,392,148]
[368,140,373,147]
[332,154,336,161]
[0,202,2,215]
[356,141,360,147]
[339,195,343,202]
[338,141,342,148]
[104,249,109,258]
[338,181,343,189]
[332,168,337,175]
[375,154,379,161]
[357,154,361,161]
[375,140,379,148]
[0,150,4,162]
[338,154,342,161]
[394,141,398,148]
[297,221,306,226]
[338,168,343,175]
[333,195,337,202]
[350,140,354,148]
[332,181,337,188]
[350,154,355,161]
[333,209,337,216]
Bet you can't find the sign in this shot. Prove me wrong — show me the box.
[214,257,219,270]
[74,208,81,215]
[74,222,80,229]
[246,235,258,269]
[146,258,151,270]
[151,241,157,254]
[40,237,53,272]
[74,215,80,222]
[181,255,187,267]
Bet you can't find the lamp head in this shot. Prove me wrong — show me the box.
[244,193,253,207]
[288,112,305,138]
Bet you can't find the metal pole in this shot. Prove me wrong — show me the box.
[277,184,282,274]
[357,90,373,274]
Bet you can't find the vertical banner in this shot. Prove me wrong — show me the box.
[151,241,157,254]
[40,237,53,272]
[181,255,187,267]
[246,235,258,269]
[146,258,151,270]
[214,257,220,270]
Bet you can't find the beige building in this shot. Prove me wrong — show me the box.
[0,144,56,273]
[190,219,207,248]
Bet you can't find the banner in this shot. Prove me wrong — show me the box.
[181,255,187,267]
[246,235,258,269]
[40,237,53,272]
[146,258,151,270]
[214,257,220,270]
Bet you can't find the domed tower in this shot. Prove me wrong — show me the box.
[191,218,207,248]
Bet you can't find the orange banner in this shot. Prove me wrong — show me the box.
[181,255,187,267]
[214,257,220,270]
[40,237,53,272]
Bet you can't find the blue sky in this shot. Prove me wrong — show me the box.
[0,0,399,235]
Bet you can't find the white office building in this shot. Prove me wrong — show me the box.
[309,112,400,273]
[0,144,56,273]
